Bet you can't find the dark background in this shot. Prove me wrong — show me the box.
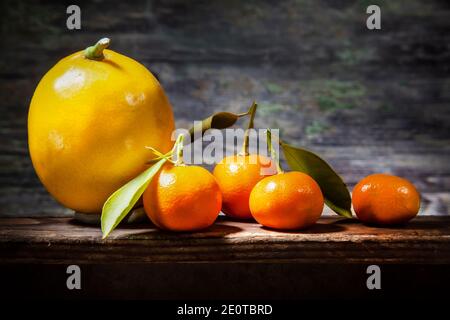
[0,0,449,217]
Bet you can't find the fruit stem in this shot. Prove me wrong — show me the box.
[174,134,185,166]
[240,101,258,156]
[84,38,110,60]
[267,129,283,174]
[145,147,173,164]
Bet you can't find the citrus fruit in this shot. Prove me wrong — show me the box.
[352,173,420,225]
[28,38,175,213]
[249,171,324,230]
[213,154,275,219]
[143,164,222,231]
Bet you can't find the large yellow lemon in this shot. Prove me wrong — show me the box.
[28,38,175,213]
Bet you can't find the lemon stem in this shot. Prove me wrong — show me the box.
[267,129,283,173]
[240,101,257,156]
[174,134,185,166]
[84,38,110,60]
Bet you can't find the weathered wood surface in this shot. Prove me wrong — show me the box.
[1,216,450,264]
[0,0,449,217]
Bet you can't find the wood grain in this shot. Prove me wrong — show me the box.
[1,216,449,264]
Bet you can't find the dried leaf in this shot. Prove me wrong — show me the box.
[188,112,243,141]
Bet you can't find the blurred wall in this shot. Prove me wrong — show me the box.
[0,0,449,216]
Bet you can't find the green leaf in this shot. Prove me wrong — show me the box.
[188,111,242,141]
[101,158,166,238]
[280,142,352,218]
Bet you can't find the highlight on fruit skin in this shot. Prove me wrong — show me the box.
[352,173,421,226]
[249,171,324,230]
[213,154,275,219]
[143,164,222,232]
[28,37,175,213]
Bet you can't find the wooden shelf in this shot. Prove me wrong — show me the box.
[1,216,449,264]
[1,216,450,299]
